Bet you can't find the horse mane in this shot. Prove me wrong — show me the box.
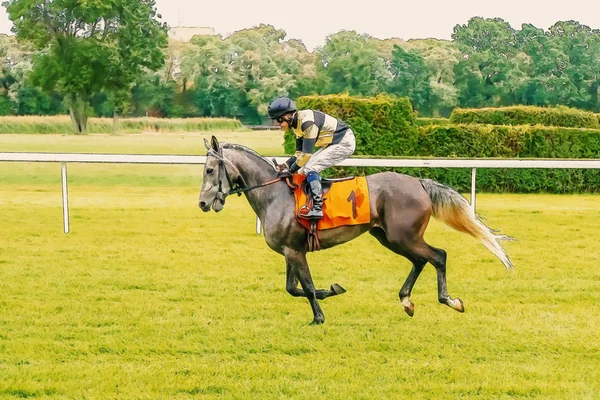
[221,143,277,171]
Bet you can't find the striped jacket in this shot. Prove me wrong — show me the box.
[285,110,349,172]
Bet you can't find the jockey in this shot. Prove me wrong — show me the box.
[268,96,356,219]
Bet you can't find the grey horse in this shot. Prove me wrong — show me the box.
[199,136,514,325]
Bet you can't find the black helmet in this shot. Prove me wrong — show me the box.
[268,97,296,119]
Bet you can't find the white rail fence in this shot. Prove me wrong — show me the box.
[2,152,600,234]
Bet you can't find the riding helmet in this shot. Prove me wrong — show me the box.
[268,97,297,119]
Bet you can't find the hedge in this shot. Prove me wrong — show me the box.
[405,124,600,193]
[450,105,600,129]
[282,95,600,193]
[284,94,418,156]
[292,122,600,193]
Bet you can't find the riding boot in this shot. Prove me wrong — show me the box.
[306,179,324,219]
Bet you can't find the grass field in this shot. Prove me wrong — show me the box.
[1,133,599,399]
[0,116,245,134]
[0,131,284,187]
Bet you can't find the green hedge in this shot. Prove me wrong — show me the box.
[284,94,418,156]
[408,124,600,193]
[282,95,600,193]
[331,123,600,193]
[450,105,600,129]
[417,124,600,158]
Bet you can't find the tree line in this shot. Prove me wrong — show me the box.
[1,0,599,131]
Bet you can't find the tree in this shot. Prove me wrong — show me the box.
[546,21,600,111]
[387,45,432,114]
[317,31,391,96]
[513,21,600,111]
[180,25,317,124]
[3,0,168,133]
[405,38,461,116]
[452,17,526,108]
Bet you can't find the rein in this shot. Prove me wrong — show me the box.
[208,149,296,200]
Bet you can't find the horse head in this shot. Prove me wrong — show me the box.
[198,135,245,213]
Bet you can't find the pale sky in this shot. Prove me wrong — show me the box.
[0,0,599,50]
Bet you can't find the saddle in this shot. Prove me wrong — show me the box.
[292,174,371,252]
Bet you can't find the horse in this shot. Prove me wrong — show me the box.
[198,136,514,325]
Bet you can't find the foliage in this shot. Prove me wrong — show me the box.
[452,17,526,108]
[131,75,184,118]
[386,45,434,114]
[452,18,600,112]
[283,94,418,156]
[2,16,600,120]
[3,0,168,133]
[329,122,600,194]
[180,24,318,124]
[404,38,461,116]
[0,94,15,115]
[450,105,600,128]
[316,31,392,97]
[409,123,600,193]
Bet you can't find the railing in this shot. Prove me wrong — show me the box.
[3,152,600,234]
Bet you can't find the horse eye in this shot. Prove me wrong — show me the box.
[206,168,214,175]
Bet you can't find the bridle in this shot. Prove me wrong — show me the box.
[206,147,296,203]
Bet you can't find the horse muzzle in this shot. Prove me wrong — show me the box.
[199,193,225,212]
[199,200,211,212]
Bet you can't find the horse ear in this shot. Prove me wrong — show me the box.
[204,138,211,150]
[211,136,219,151]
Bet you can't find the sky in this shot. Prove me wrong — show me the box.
[0,0,599,50]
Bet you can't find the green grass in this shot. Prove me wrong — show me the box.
[0,131,285,186]
[0,132,599,398]
[0,116,246,134]
[0,131,284,154]
[416,117,451,126]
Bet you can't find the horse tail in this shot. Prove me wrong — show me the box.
[419,178,514,270]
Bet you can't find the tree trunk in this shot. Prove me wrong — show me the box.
[112,110,120,133]
[590,80,599,113]
[68,93,89,134]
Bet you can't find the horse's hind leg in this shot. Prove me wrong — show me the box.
[428,245,464,313]
[370,227,425,316]
[370,227,464,315]
[398,259,427,317]
[406,242,464,313]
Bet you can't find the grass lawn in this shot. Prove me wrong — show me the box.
[0,132,598,399]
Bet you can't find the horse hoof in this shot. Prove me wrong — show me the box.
[331,283,346,295]
[309,318,325,325]
[453,298,465,313]
[402,299,414,317]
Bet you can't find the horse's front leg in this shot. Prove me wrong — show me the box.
[284,248,325,325]
[286,260,346,301]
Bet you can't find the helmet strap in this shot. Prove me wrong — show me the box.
[288,111,298,128]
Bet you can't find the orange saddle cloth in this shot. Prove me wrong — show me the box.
[293,174,371,231]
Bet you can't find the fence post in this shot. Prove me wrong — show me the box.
[471,167,477,213]
[61,163,70,234]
